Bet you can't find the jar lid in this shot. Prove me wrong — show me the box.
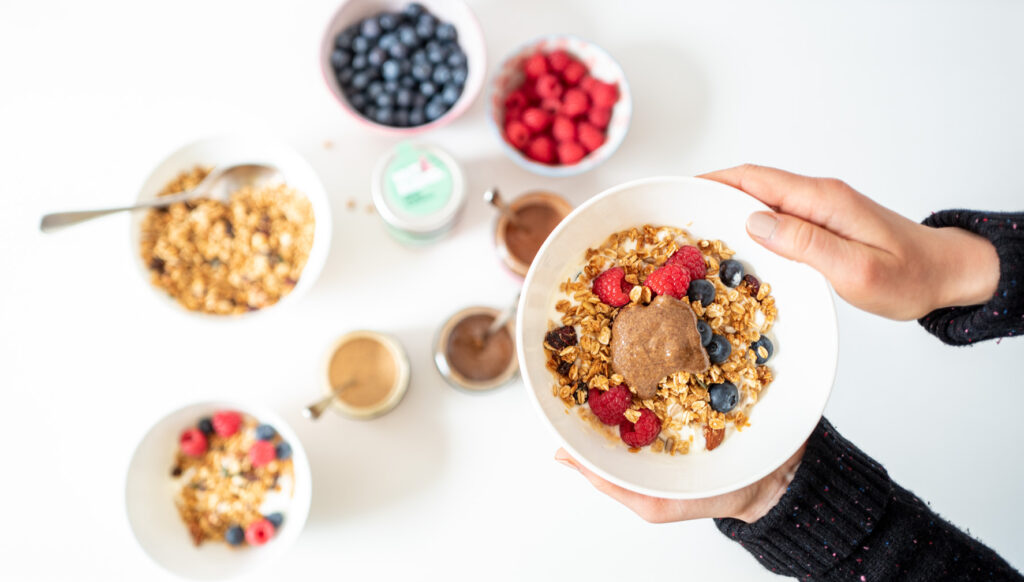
[372,142,466,235]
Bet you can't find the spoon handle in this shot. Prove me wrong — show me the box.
[484,187,513,218]
[303,395,336,421]
[484,187,526,229]
[303,379,356,420]
[482,291,521,342]
[39,192,196,233]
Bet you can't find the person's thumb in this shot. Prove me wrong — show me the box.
[746,211,854,277]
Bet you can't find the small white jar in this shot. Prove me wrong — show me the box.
[372,142,466,244]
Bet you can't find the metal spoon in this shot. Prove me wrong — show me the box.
[303,380,355,420]
[39,163,283,233]
[475,292,520,347]
[484,187,527,230]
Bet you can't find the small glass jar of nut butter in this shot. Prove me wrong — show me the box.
[305,330,411,420]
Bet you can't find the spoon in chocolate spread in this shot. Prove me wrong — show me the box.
[610,295,710,399]
[474,293,520,348]
[484,187,527,230]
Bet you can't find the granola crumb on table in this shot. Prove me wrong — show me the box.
[544,225,777,454]
[139,166,315,315]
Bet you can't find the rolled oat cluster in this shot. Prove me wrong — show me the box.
[139,167,315,314]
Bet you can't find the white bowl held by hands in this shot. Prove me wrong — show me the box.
[124,400,312,580]
[517,176,838,499]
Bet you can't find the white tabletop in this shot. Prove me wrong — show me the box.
[2,0,1023,579]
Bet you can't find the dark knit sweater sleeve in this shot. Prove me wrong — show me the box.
[918,209,1024,345]
[714,418,1022,580]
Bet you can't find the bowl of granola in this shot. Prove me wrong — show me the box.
[517,176,838,499]
[125,401,311,580]
[131,135,332,317]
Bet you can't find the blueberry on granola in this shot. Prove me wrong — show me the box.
[255,424,276,441]
[687,279,715,307]
[265,512,284,528]
[274,441,292,461]
[750,335,774,364]
[709,382,739,413]
[719,259,744,287]
[225,525,245,546]
[544,325,578,350]
[706,334,732,364]
[197,417,214,436]
[696,319,712,346]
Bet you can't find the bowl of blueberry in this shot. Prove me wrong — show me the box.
[321,0,486,132]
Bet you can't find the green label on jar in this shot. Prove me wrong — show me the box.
[384,143,453,216]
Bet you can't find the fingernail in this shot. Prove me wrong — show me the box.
[747,212,778,240]
[556,459,580,472]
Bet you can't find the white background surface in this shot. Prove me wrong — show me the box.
[2,0,1022,580]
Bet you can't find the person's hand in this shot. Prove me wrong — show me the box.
[699,165,1000,320]
[554,442,805,524]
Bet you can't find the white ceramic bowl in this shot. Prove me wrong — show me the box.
[130,135,332,319]
[517,176,838,499]
[125,400,312,580]
[320,0,486,134]
[487,35,632,177]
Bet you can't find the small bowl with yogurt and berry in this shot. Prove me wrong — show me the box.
[125,401,311,580]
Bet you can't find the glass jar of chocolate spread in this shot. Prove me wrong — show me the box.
[372,142,466,244]
[492,190,573,277]
[434,306,518,391]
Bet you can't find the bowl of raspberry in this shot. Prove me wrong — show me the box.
[516,176,838,499]
[125,400,312,580]
[488,35,632,176]
[321,0,486,133]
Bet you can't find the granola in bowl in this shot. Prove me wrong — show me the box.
[139,166,315,315]
[171,410,294,548]
[126,399,313,578]
[543,224,776,454]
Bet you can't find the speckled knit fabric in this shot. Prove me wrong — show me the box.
[713,211,1024,579]
[919,209,1024,345]
[715,418,1022,580]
